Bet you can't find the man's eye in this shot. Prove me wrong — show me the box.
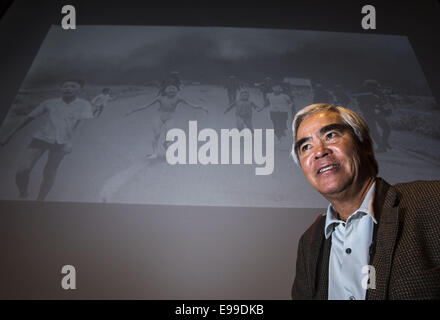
[326,131,338,139]
[301,144,311,152]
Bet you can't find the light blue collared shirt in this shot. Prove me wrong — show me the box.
[325,182,377,300]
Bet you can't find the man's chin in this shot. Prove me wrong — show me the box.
[316,183,346,196]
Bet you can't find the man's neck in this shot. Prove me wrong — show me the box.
[326,175,376,221]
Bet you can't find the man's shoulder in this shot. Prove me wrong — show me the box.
[393,180,440,204]
[393,179,440,191]
[42,97,62,105]
[36,98,63,112]
[388,180,440,218]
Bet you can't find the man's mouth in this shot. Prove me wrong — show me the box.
[317,164,340,175]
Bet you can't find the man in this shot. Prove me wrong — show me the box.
[224,75,241,105]
[0,79,94,201]
[290,103,440,300]
[332,84,353,108]
[258,76,273,107]
[352,79,391,152]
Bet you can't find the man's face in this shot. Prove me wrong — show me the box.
[61,81,81,97]
[295,111,363,196]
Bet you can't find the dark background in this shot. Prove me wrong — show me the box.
[0,0,439,299]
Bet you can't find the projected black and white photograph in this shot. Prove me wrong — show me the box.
[0,25,439,207]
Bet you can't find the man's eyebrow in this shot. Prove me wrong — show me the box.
[294,137,311,152]
[319,123,349,135]
[295,123,350,153]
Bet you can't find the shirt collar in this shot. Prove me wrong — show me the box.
[324,181,377,239]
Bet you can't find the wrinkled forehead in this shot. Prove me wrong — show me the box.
[296,111,343,140]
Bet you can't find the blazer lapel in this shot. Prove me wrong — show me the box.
[308,215,330,299]
[316,236,331,299]
[367,178,400,300]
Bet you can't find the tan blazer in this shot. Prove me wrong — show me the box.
[292,178,440,300]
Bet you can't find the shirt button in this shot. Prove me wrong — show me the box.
[346,248,352,254]
[349,296,356,300]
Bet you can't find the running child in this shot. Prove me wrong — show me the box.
[0,79,94,200]
[125,84,208,159]
[260,84,294,141]
[224,88,261,131]
[91,87,115,117]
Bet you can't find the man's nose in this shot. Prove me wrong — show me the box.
[314,142,330,160]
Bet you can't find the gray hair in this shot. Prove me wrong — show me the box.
[291,103,378,174]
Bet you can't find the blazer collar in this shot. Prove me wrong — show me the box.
[308,214,330,299]
[366,177,400,300]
